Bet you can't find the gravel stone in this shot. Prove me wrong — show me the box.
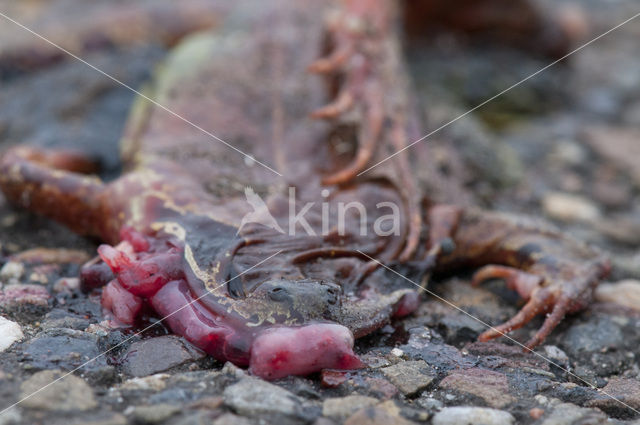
[586,378,640,414]
[322,395,379,419]
[121,335,206,377]
[20,369,97,411]
[25,329,103,370]
[595,280,640,312]
[129,404,181,424]
[211,413,253,425]
[0,262,24,284]
[381,360,436,396]
[0,283,50,320]
[223,377,304,419]
[432,407,515,425]
[343,400,415,425]
[439,368,515,408]
[561,317,624,356]
[120,374,171,392]
[67,413,128,425]
[0,316,22,352]
[0,407,22,425]
[539,402,608,425]
[542,192,600,223]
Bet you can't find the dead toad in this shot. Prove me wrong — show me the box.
[0,0,609,379]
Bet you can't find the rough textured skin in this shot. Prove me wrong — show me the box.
[0,0,608,378]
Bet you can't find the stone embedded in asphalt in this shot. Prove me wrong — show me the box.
[121,335,206,377]
[0,406,22,425]
[0,315,23,352]
[539,402,608,425]
[432,406,515,425]
[41,308,90,331]
[439,368,516,408]
[561,317,624,356]
[128,404,181,424]
[381,360,436,396]
[322,395,379,420]
[223,377,305,420]
[120,374,171,392]
[586,378,640,414]
[20,369,97,411]
[212,413,254,425]
[65,412,128,425]
[25,328,104,371]
[0,283,50,320]
[344,400,416,425]
[542,345,569,367]
[542,191,600,223]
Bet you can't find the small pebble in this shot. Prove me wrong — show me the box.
[595,280,640,312]
[223,377,303,418]
[432,406,515,425]
[52,277,80,293]
[542,192,600,223]
[322,395,378,419]
[381,360,436,396]
[0,262,24,284]
[20,369,97,411]
[529,407,545,420]
[0,316,23,352]
[391,348,404,357]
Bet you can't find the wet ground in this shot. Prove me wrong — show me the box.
[1,1,640,424]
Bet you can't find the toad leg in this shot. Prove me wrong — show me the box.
[429,205,610,349]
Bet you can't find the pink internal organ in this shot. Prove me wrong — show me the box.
[249,323,364,380]
[94,228,364,379]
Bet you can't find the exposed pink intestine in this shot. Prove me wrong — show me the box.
[249,323,364,380]
[100,279,143,325]
[85,227,364,379]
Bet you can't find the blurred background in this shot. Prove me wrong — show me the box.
[1,0,637,275]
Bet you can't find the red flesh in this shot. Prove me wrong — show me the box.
[88,228,363,379]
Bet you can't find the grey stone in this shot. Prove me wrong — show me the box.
[25,329,104,371]
[41,309,90,331]
[542,345,569,366]
[20,369,97,411]
[381,360,435,396]
[129,404,181,424]
[586,378,640,414]
[212,413,253,425]
[171,411,215,425]
[439,368,515,408]
[539,402,608,425]
[322,395,379,419]
[0,407,21,425]
[223,377,303,419]
[432,407,515,425]
[122,335,205,377]
[343,401,415,425]
[562,317,624,356]
[67,413,128,425]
